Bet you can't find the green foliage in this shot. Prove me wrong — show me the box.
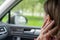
[39,0,46,4]
[0,0,4,5]
[12,0,45,13]
[25,16,44,26]
[2,15,44,27]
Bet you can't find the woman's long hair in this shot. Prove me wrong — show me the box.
[44,0,60,26]
[44,0,60,40]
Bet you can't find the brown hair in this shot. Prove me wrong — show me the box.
[44,0,60,26]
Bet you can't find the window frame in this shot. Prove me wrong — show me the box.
[0,0,22,21]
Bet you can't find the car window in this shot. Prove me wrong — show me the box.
[11,0,46,27]
[0,0,5,5]
[2,13,8,23]
[1,0,46,27]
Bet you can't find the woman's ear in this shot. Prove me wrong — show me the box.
[47,15,51,22]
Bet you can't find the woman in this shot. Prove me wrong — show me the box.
[37,0,60,40]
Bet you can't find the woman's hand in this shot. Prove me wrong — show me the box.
[36,21,58,40]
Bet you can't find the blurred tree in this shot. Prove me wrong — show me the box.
[39,0,46,4]
[12,0,46,16]
[0,0,5,5]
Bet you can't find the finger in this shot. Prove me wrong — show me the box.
[42,20,51,29]
[36,36,40,40]
[42,17,52,29]
[43,14,51,27]
[42,20,54,34]
[42,18,48,28]
[41,21,50,32]
[46,26,58,36]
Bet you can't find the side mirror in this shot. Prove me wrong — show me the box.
[10,15,28,25]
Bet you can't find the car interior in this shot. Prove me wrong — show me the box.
[0,0,42,40]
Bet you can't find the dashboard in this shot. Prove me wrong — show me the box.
[0,22,8,39]
[8,25,40,39]
[10,27,24,36]
[0,22,41,40]
[0,27,5,32]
